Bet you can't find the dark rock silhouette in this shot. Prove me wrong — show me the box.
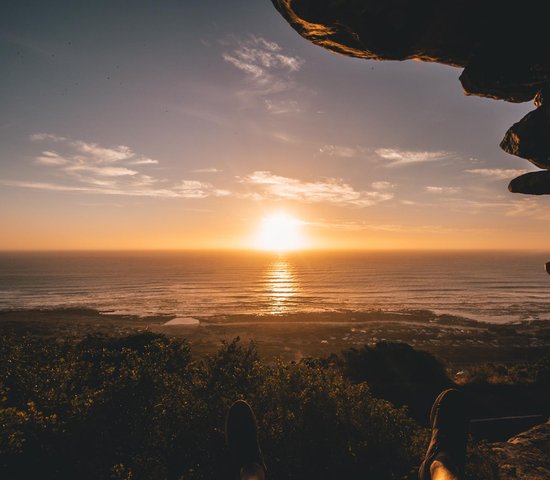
[509,171,550,195]
[501,88,550,170]
[271,0,550,194]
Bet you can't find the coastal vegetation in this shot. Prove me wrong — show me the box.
[0,332,514,479]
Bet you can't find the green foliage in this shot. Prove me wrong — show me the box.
[0,333,495,479]
[455,355,550,385]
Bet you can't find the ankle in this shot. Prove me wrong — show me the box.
[430,459,459,480]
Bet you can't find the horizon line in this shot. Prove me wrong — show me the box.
[0,247,549,254]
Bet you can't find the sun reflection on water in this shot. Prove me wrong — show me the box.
[264,256,298,314]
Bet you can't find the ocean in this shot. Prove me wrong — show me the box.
[0,251,549,323]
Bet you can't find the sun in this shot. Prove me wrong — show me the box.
[253,212,307,252]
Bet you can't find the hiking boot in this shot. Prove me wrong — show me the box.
[419,389,468,480]
[225,400,266,480]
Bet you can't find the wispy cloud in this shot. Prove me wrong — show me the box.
[319,144,369,158]
[465,168,529,180]
[264,99,301,115]
[376,148,452,167]
[506,198,550,221]
[2,134,229,199]
[270,131,299,144]
[0,179,229,199]
[130,158,159,165]
[31,134,156,165]
[30,133,66,142]
[193,168,223,173]
[35,151,67,166]
[308,219,492,234]
[371,181,395,190]
[222,35,304,99]
[239,171,393,207]
[0,180,93,193]
[319,145,452,166]
[425,186,461,194]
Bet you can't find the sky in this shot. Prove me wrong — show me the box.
[0,0,546,251]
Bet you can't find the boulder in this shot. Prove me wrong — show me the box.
[459,55,548,104]
[508,171,550,195]
[501,89,550,169]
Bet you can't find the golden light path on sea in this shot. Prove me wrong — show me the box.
[264,256,298,314]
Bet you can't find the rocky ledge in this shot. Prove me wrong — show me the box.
[490,420,550,479]
[271,0,550,194]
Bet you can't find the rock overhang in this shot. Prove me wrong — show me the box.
[271,0,550,194]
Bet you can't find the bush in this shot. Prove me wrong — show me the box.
[455,356,550,386]
[0,333,494,479]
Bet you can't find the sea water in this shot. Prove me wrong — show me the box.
[0,251,549,323]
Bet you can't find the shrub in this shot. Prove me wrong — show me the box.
[0,333,495,479]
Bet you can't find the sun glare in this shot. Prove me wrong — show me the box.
[253,212,307,252]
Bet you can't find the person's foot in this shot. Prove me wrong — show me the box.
[418,389,469,480]
[225,400,266,480]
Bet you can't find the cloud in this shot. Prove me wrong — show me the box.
[396,195,518,214]
[239,171,393,207]
[0,178,227,199]
[308,219,491,234]
[319,145,452,165]
[0,180,93,193]
[174,180,216,199]
[264,99,301,115]
[30,133,66,142]
[271,131,299,144]
[375,148,452,167]
[129,158,159,165]
[72,141,135,163]
[425,186,461,194]
[35,151,68,166]
[193,168,223,173]
[31,135,155,185]
[2,134,230,199]
[505,198,550,221]
[319,144,368,158]
[465,168,529,180]
[31,135,158,167]
[371,181,395,190]
[223,35,304,95]
[64,165,138,177]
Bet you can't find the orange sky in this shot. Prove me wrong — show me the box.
[1,1,547,252]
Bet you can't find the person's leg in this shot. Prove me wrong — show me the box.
[419,389,469,480]
[225,400,267,480]
[430,459,460,480]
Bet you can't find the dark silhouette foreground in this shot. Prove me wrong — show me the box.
[226,389,468,480]
[3,333,510,479]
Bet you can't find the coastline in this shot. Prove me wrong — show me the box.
[1,307,548,365]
